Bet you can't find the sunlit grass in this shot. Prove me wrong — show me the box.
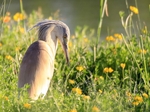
[0,0,150,112]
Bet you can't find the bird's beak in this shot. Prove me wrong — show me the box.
[63,42,69,65]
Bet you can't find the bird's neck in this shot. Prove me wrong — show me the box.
[38,26,58,61]
[44,33,58,60]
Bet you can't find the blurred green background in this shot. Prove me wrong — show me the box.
[4,0,150,37]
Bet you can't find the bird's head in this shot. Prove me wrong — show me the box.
[29,20,70,65]
[55,22,70,65]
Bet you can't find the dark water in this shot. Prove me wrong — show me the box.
[4,0,150,38]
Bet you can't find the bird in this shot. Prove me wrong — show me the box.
[18,20,70,100]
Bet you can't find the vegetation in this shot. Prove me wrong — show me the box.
[0,0,150,112]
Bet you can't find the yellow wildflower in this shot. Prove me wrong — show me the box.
[106,36,115,42]
[132,96,143,106]
[92,106,99,112]
[69,79,75,84]
[120,63,126,69]
[142,29,147,34]
[24,103,31,109]
[5,55,13,61]
[69,109,77,112]
[99,76,104,80]
[68,41,73,47]
[138,49,147,54]
[76,65,84,72]
[134,96,143,103]
[132,101,139,106]
[82,95,90,100]
[48,16,53,20]
[13,12,25,21]
[0,43,2,47]
[103,67,109,73]
[71,35,76,39]
[15,47,20,51]
[142,26,148,34]
[105,36,109,41]
[84,38,89,43]
[4,96,8,101]
[99,89,103,94]
[19,27,25,33]
[103,67,113,73]
[130,6,139,14]
[142,93,148,98]
[114,33,122,40]
[72,87,82,95]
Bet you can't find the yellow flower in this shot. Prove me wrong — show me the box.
[69,79,75,84]
[106,36,115,42]
[142,93,148,98]
[84,38,89,43]
[92,106,99,112]
[0,43,2,47]
[99,89,103,94]
[76,65,84,72]
[68,41,73,47]
[132,101,139,106]
[13,12,25,21]
[120,63,126,69]
[72,87,82,95]
[108,67,113,73]
[142,26,148,34]
[5,55,13,61]
[134,96,143,103]
[138,49,147,54]
[82,95,90,100]
[130,6,139,14]
[103,67,109,73]
[4,96,8,101]
[24,103,31,109]
[99,76,104,80]
[114,33,122,40]
[15,47,21,51]
[71,35,76,39]
[103,67,113,73]
[69,109,77,112]
[19,27,25,33]
[48,16,53,20]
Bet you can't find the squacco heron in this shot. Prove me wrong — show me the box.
[18,20,70,100]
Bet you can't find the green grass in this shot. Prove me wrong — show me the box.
[0,1,150,112]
